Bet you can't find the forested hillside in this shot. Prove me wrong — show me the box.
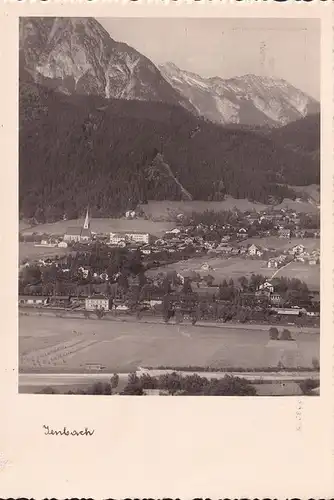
[270,113,320,156]
[19,80,319,221]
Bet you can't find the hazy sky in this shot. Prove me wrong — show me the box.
[98,17,320,100]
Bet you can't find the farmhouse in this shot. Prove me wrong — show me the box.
[85,296,110,311]
[237,228,248,238]
[19,295,50,306]
[270,293,282,305]
[278,229,291,239]
[248,244,258,256]
[292,244,305,255]
[258,281,274,293]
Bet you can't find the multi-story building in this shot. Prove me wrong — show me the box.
[109,232,151,245]
[85,296,110,311]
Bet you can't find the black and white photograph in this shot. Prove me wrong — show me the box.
[18,16,320,396]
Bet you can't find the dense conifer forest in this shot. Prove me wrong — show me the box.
[19,77,320,221]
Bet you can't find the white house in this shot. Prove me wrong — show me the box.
[292,244,305,256]
[259,281,274,293]
[58,241,68,248]
[78,266,89,278]
[248,244,258,256]
[201,263,213,271]
[125,210,136,219]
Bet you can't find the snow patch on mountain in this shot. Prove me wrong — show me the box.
[160,63,320,127]
[213,96,240,124]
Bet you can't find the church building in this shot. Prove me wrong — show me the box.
[64,208,92,243]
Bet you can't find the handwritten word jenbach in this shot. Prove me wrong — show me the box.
[43,425,94,436]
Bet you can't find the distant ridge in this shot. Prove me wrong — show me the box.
[160,62,320,127]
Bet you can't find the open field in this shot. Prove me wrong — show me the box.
[19,243,69,263]
[19,221,32,232]
[19,316,320,373]
[138,198,319,219]
[146,255,320,289]
[272,261,320,289]
[19,218,175,237]
[241,237,320,251]
[147,256,268,282]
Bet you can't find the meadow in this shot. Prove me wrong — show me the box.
[241,237,320,251]
[19,242,69,263]
[138,198,319,220]
[19,315,320,373]
[19,217,175,237]
[147,255,320,289]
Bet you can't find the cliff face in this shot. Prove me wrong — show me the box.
[19,17,195,112]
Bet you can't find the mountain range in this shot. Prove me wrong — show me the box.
[19,17,320,221]
[20,17,319,128]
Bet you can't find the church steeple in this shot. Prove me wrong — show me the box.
[83,207,90,230]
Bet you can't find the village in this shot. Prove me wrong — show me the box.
[18,206,320,326]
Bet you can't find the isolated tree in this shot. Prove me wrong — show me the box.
[182,278,193,295]
[95,307,105,319]
[311,357,320,371]
[238,276,248,290]
[280,328,292,341]
[269,327,279,340]
[110,373,119,391]
[299,379,319,395]
[162,276,172,294]
[204,274,215,287]
[122,372,144,395]
[83,310,90,320]
[175,307,183,324]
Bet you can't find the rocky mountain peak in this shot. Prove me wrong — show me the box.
[160,62,320,127]
[19,17,195,110]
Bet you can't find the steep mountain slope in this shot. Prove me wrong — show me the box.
[160,62,320,127]
[269,113,321,198]
[19,17,195,112]
[146,153,193,201]
[19,79,319,221]
[270,113,320,154]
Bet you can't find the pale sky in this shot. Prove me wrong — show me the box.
[97,17,320,100]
